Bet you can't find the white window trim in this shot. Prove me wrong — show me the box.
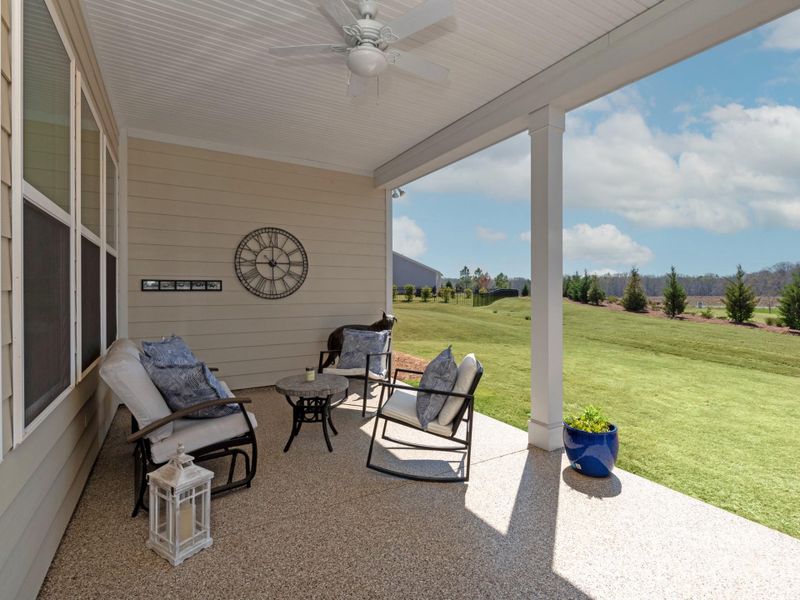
[105,151,119,350]
[11,0,113,445]
[77,76,106,382]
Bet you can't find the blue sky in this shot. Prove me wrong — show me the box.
[394,10,800,279]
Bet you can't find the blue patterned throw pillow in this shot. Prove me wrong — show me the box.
[416,346,458,429]
[141,355,239,419]
[338,329,390,374]
[141,335,198,367]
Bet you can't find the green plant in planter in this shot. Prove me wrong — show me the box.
[564,405,612,433]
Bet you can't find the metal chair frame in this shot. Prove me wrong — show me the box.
[318,333,393,416]
[127,398,258,518]
[366,362,484,483]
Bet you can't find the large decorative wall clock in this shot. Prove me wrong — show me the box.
[234,227,309,299]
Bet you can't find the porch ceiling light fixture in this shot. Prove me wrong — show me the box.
[347,45,388,78]
[268,0,453,97]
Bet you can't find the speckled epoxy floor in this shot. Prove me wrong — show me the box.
[39,387,800,599]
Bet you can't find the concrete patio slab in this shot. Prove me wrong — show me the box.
[38,387,800,599]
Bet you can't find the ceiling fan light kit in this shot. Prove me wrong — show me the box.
[347,45,388,77]
[269,0,454,95]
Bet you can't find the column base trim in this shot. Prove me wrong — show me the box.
[528,419,563,451]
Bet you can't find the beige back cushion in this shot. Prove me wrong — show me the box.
[100,351,174,441]
[437,353,479,427]
[108,338,141,359]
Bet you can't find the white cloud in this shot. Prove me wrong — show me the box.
[565,103,800,232]
[393,216,427,259]
[410,85,800,235]
[563,224,653,267]
[520,224,652,268]
[410,133,530,201]
[476,226,507,242]
[763,11,800,51]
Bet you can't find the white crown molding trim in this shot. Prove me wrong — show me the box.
[126,129,375,178]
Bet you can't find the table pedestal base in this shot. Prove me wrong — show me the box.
[283,395,338,452]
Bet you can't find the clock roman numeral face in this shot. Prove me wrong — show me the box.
[234,227,308,299]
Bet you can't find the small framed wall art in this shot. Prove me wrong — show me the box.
[141,279,223,292]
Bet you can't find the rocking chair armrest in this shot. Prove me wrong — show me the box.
[378,382,474,400]
[127,398,253,443]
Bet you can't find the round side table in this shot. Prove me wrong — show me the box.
[275,373,349,453]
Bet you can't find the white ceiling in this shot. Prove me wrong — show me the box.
[80,0,660,175]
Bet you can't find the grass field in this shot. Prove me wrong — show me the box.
[391,297,800,539]
[685,306,778,324]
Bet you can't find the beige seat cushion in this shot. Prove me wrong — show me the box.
[100,351,174,442]
[438,353,479,427]
[381,388,454,437]
[323,367,387,380]
[150,411,258,464]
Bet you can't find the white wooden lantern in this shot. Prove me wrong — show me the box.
[146,444,214,565]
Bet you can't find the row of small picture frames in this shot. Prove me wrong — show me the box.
[142,280,223,292]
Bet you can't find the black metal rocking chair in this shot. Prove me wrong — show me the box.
[127,398,258,518]
[366,362,483,483]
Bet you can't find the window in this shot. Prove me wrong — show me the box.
[80,92,102,373]
[20,0,74,428]
[23,0,71,214]
[107,253,117,347]
[23,202,71,426]
[106,150,117,249]
[14,0,120,441]
[106,152,118,347]
[81,238,101,371]
[81,95,101,237]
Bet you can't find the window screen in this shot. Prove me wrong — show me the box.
[81,95,101,236]
[81,238,101,371]
[23,0,71,213]
[107,253,117,347]
[24,201,71,426]
[106,154,117,249]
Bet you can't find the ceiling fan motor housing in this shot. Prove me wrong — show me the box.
[358,0,379,18]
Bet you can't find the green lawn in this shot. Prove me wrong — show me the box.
[686,306,778,324]
[392,297,800,539]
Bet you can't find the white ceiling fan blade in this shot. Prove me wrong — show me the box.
[348,74,368,97]
[269,44,345,57]
[390,50,449,83]
[317,0,358,28]
[384,0,454,41]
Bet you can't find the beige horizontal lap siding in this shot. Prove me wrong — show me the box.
[127,138,387,388]
[0,2,120,599]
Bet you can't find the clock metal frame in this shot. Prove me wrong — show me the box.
[234,227,308,299]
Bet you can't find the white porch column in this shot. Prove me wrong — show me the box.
[528,105,565,451]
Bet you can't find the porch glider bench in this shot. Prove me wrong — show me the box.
[100,340,258,517]
[366,354,483,483]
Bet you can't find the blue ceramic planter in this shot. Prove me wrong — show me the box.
[563,422,619,477]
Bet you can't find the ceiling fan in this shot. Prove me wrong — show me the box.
[269,0,454,96]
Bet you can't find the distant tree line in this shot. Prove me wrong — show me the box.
[563,263,800,328]
[443,267,530,296]
[593,262,800,297]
